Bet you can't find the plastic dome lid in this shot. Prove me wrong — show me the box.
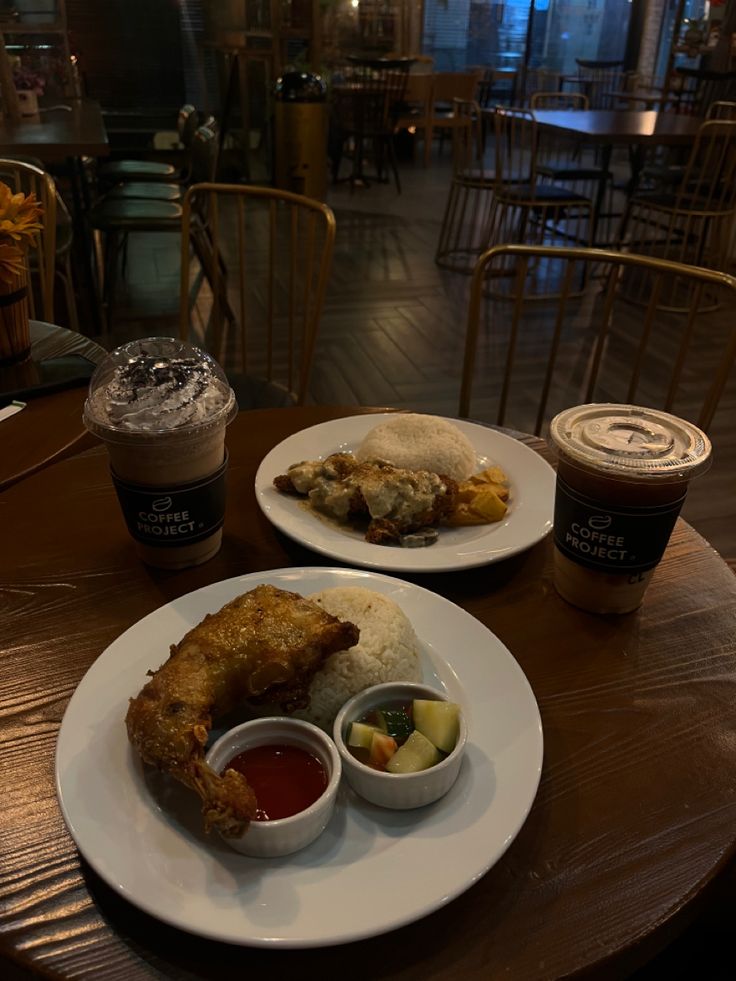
[83,337,237,440]
[549,404,712,481]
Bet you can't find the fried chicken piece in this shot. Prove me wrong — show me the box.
[125,585,359,838]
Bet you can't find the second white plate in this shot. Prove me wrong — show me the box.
[55,567,543,948]
[255,414,555,572]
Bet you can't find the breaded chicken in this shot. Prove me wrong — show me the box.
[125,585,359,837]
[274,455,457,544]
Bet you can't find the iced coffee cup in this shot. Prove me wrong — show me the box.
[549,404,711,615]
[83,337,237,570]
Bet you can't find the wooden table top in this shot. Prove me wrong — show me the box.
[0,98,109,161]
[527,109,704,144]
[0,321,106,491]
[2,405,736,979]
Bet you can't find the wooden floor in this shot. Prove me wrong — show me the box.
[106,149,736,566]
[90,149,736,977]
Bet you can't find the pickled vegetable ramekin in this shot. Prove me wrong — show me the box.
[333,682,467,810]
[205,718,341,857]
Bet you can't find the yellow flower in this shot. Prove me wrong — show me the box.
[0,181,44,249]
[0,242,25,287]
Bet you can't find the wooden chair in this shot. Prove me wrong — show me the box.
[618,120,736,309]
[0,158,57,323]
[483,108,592,280]
[89,124,219,331]
[0,155,79,331]
[521,68,562,105]
[179,183,336,406]
[531,91,612,235]
[573,61,627,110]
[476,69,518,108]
[435,99,493,273]
[458,244,736,435]
[97,104,200,185]
[330,60,411,192]
[708,101,736,120]
[104,112,215,202]
[425,71,481,166]
[394,73,434,166]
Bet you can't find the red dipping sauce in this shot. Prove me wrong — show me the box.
[224,744,328,821]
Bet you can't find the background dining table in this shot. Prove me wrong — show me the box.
[523,109,704,242]
[0,320,106,491]
[1,405,736,979]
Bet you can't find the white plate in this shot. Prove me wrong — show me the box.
[56,567,543,948]
[254,414,555,572]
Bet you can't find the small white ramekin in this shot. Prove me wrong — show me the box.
[205,717,341,857]
[332,681,467,810]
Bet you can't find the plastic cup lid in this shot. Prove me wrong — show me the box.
[549,404,712,481]
[83,337,237,441]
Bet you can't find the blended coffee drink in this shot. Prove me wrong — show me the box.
[83,338,237,570]
[549,404,711,615]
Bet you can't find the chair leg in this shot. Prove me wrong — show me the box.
[58,252,80,332]
[387,136,401,194]
[424,123,433,167]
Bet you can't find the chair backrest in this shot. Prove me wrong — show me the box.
[432,71,480,106]
[676,119,736,214]
[450,99,484,178]
[336,62,411,134]
[575,66,627,109]
[575,58,623,71]
[459,244,736,434]
[522,68,561,104]
[531,91,589,110]
[476,69,518,108]
[492,107,538,187]
[0,158,57,322]
[707,100,736,120]
[400,73,434,119]
[179,183,336,405]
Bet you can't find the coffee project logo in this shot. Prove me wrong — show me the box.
[111,457,228,548]
[553,476,686,574]
[136,502,199,539]
[564,514,629,563]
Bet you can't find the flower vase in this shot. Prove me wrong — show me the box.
[0,267,31,366]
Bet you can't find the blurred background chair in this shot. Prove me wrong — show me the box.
[531,91,613,241]
[330,57,412,192]
[103,110,215,203]
[425,70,481,166]
[573,60,627,110]
[96,103,201,186]
[394,73,434,167]
[435,99,493,273]
[0,158,57,325]
[521,68,562,106]
[482,108,592,284]
[459,244,736,435]
[476,68,518,109]
[0,155,79,331]
[89,123,219,331]
[708,101,736,120]
[179,183,336,407]
[618,120,736,309]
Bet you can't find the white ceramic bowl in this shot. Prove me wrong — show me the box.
[333,682,467,810]
[205,717,341,857]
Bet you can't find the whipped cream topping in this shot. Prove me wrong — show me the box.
[89,355,232,432]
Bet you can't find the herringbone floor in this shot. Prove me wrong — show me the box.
[107,150,736,566]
